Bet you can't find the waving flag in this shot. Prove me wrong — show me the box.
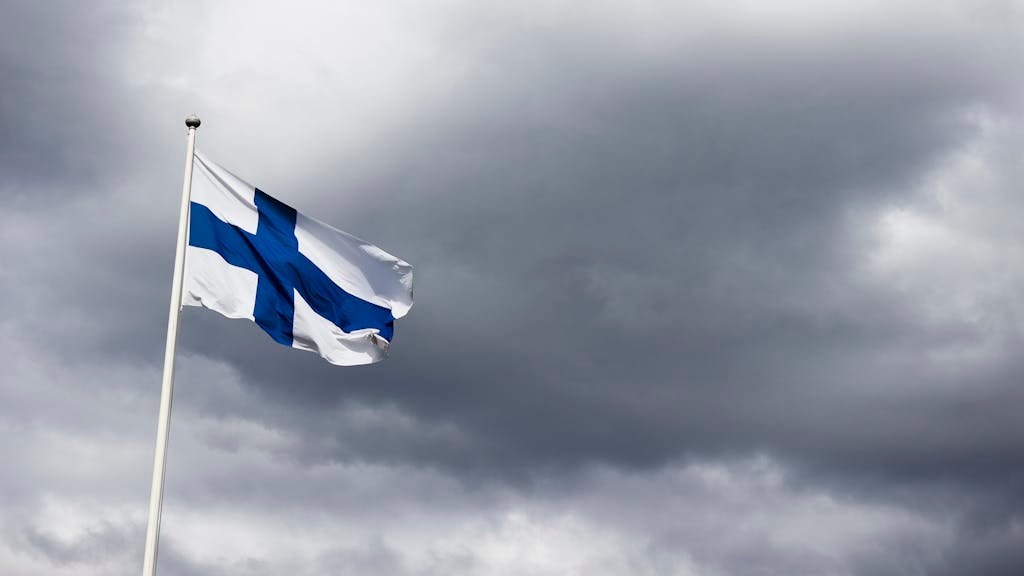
[182,151,413,365]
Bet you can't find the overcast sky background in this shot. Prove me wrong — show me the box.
[2,1,1024,574]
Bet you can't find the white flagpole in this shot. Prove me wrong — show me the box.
[142,114,201,576]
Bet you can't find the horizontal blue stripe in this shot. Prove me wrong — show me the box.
[188,193,395,345]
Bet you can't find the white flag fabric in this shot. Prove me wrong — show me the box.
[183,151,413,365]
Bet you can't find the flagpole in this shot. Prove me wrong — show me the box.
[142,114,200,576]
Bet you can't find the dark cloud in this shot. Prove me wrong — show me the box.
[170,0,1024,484]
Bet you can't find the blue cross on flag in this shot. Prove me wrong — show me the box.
[183,152,414,365]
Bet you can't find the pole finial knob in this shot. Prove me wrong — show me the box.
[185,114,201,129]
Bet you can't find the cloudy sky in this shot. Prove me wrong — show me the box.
[2,1,1024,574]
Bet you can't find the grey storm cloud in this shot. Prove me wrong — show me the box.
[2,0,1024,574]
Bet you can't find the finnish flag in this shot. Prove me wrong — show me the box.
[183,152,413,366]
